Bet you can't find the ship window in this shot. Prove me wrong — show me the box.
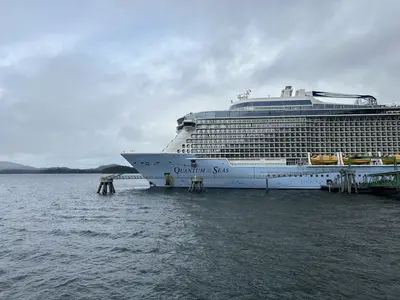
[177,149,180,153]
[182,144,185,148]
[182,149,185,153]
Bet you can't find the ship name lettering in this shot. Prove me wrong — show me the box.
[173,167,206,174]
[213,167,229,174]
[173,166,229,174]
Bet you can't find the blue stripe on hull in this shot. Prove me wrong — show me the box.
[121,153,396,190]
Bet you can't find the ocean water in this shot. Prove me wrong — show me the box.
[1,174,400,299]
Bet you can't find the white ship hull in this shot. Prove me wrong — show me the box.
[121,153,395,189]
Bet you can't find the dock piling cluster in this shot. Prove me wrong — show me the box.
[338,169,358,193]
[188,176,205,192]
[97,176,116,195]
[325,168,362,193]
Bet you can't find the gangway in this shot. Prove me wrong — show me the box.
[102,173,145,180]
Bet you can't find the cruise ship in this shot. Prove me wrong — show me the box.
[121,85,400,189]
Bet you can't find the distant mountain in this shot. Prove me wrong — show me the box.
[96,164,119,171]
[0,163,138,174]
[0,161,36,170]
[100,165,138,174]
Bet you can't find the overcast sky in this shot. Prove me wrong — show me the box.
[1,0,400,168]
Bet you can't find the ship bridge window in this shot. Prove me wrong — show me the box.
[230,100,312,110]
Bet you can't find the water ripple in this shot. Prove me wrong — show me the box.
[1,175,400,299]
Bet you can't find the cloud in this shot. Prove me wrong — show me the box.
[0,0,400,167]
[0,34,81,68]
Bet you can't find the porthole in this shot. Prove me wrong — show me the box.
[182,149,185,153]
[177,149,180,153]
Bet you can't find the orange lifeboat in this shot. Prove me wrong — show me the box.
[311,155,338,165]
[342,155,371,165]
[381,154,400,165]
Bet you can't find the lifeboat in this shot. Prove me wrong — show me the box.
[342,155,371,165]
[311,155,338,165]
[381,154,400,165]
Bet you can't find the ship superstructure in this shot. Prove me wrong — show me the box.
[121,86,400,189]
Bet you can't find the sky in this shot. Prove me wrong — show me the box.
[1,0,400,168]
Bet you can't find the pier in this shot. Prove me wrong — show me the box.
[96,173,145,195]
[322,155,400,196]
[365,171,400,196]
[98,155,400,196]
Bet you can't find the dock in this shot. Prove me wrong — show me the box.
[365,171,400,196]
[321,155,400,196]
[322,169,400,197]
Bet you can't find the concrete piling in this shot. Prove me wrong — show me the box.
[188,176,204,192]
[339,169,358,194]
[324,169,359,193]
[97,176,115,195]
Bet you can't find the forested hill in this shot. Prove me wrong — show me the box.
[0,164,138,174]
